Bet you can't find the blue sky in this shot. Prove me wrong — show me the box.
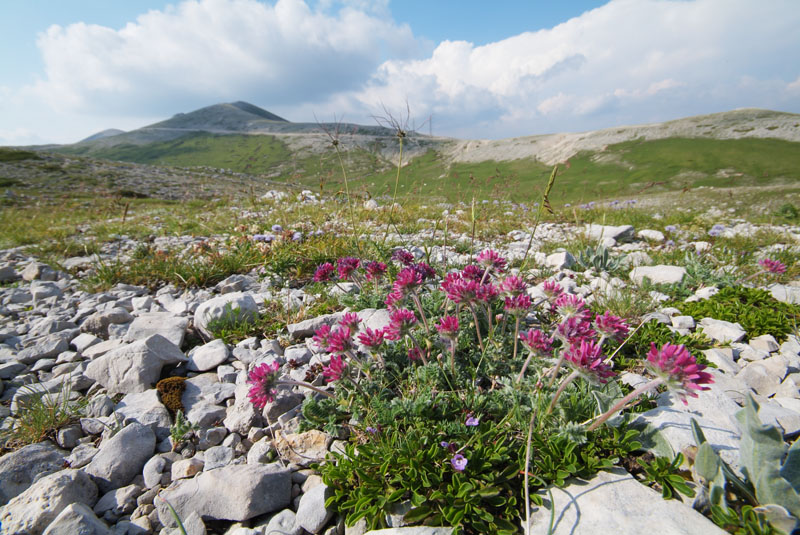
[1,0,798,145]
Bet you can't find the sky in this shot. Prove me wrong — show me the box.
[1,0,799,145]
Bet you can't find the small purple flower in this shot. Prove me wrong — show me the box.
[440,441,450,448]
[252,233,270,242]
[291,231,303,242]
[564,203,571,208]
[271,224,283,233]
[451,454,468,471]
[759,258,787,274]
[708,224,725,237]
[664,225,677,233]
[366,426,378,434]
[665,239,675,247]
[465,415,480,427]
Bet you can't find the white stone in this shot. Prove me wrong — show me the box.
[188,339,230,372]
[702,348,740,375]
[124,312,189,348]
[85,334,186,394]
[85,423,156,493]
[584,224,635,242]
[629,265,686,285]
[749,334,779,353]
[698,318,746,344]
[296,483,334,534]
[526,468,726,535]
[42,502,110,535]
[671,315,695,330]
[194,292,259,340]
[156,464,291,525]
[545,251,575,270]
[637,229,665,242]
[0,469,99,535]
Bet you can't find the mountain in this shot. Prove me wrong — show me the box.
[79,129,126,143]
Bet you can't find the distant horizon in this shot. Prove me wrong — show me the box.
[1,0,799,146]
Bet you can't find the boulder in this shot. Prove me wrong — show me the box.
[526,468,726,534]
[0,469,98,535]
[194,292,258,340]
[124,312,189,348]
[0,441,68,505]
[42,502,110,535]
[629,265,686,285]
[85,423,156,493]
[156,464,291,525]
[85,334,186,394]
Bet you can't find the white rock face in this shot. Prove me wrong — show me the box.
[637,229,665,242]
[698,318,747,344]
[85,334,186,394]
[0,469,99,535]
[188,338,230,371]
[0,441,68,506]
[42,502,110,535]
[156,464,292,525]
[295,483,334,534]
[85,423,156,493]
[584,224,635,242]
[123,312,189,347]
[629,265,687,285]
[194,292,259,340]
[526,468,726,535]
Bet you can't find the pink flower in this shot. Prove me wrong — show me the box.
[461,264,484,282]
[564,340,615,383]
[393,266,423,293]
[519,329,553,355]
[475,283,499,304]
[541,280,564,302]
[412,262,436,280]
[476,249,507,273]
[645,343,713,404]
[441,273,479,304]
[337,257,361,280]
[553,294,591,321]
[323,355,347,382]
[384,308,417,340]
[365,261,387,281]
[555,316,595,344]
[312,325,332,351]
[759,258,787,274]
[435,316,459,339]
[500,276,527,296]
[593,312,629,342]
[247,361,281,408]
[326,326,353,353]
[384,289,404,307]
[392,249,415,265]
[339,312,361,332]
[313,263,335,282]
[504,294,532,316]
[357,327,385,348]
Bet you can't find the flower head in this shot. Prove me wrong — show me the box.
[412,262,437,280]
[461,264,484,282]
[500,276,527,296]
[337,257,361,280]
[365,261,387,281]
[465,415,480,427]
[393,266,423,293]
[541,280,564,302]
[645,343,714,404]
[313,262,335,282]
[477,249,507,274]
[312,325,332,351]
[441,273,479,304]
[593,312,629,342]
[564,340,615,383]
[504,294,532,316]
[475,283,499,304]
[326,326,354,354]
[357,327,385,348]
[555,316,595,344]
[435,316,459,339]
[339,312,361,333]
[407,347,424,361]
[271,224,283,233]
[451,454,468,471]
[519,329,553,355]
[384,308,417,340]
[759,258,786,274]
[664,225,677,233]
[323,354,347,382]
[392,249,415,266]
[247,361,281,408]
[553,294,590,321]
[708,224,725,237]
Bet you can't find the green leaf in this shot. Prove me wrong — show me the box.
[780,437,800,492]
[403,505,433,524]
[755,466,800,520]
[736,394,787,485]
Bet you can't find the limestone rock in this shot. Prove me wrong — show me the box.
[296,483,334,534]
[156,464,291,525]
[698,318,746,344]
[85,423,156,493]
[124,312,189,348]
[0,441,68,505]
[526,468,725,534]
[42,502,110,535]
[274,430,331,467]
[194,292,258,340]
[85,334,186,394]
[629,265,686,285]
[0,469,99,535]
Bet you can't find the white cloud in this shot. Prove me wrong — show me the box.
[31,0,420,116]
[4,0,800,144]
[342,0,800,137]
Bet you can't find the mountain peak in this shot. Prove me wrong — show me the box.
[148,101,289,131]
[228,101,287,122]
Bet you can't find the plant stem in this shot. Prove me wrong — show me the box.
[546,370,579,416]
[411,291,430,334]
[545,352,566,389]
[512,316,521,363]
[469,304,485,353]
[524,410,536,535]
[276,380,335,399]
[333,143,358,248]
[586,377,664,432]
